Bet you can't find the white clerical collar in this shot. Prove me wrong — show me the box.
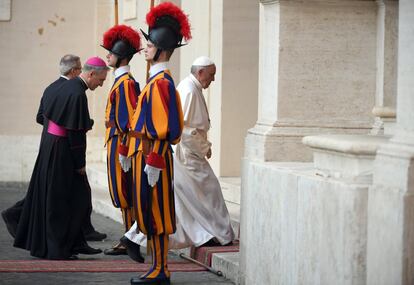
[60,75,70,80]
[79,75,89,89]
[189,74,202,91]
[149,62,168,78]
[114,65,130,78]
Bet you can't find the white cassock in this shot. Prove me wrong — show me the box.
[125,74,234,248]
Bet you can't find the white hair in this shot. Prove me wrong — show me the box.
[59,54,80,75]
[191,56,215,75]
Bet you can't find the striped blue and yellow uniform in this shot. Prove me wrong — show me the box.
[105,72,139,231]
[128,69,183,279]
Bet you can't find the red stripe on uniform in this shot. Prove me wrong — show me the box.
[128,80,138,109]
[156,79,170,115]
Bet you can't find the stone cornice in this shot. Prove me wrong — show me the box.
[260,0,278,4]
[372,106,396,118]
[260,0,377,7]
[303,134,389,155]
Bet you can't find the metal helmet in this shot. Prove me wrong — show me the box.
[142,2,191,51]
[101,25,142,59]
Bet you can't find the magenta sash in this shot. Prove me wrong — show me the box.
[47,120,67,137]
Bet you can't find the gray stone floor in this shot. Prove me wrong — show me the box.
[0,183,234,285]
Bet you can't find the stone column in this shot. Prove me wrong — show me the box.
[244,0,377,162]
[366,0,414,284]
[181,0,259,176]
[371,0,398,135]
[90,0,115,138]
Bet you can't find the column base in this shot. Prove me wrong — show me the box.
[244,122,372,162]
[367,133,414,285]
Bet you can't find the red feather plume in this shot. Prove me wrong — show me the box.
[103,25,142,51]
[146,2,192,41]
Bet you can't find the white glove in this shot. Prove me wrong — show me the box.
[144,164,161,187]
[119,154,131,172]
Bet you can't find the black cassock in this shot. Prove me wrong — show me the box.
[14,77,93,259]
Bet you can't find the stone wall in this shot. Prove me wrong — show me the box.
[240,161,369,284]
[245,0,377,162]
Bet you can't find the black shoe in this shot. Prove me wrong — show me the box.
[66,255,79,260]
[1,210,17,238]
[85,230,107,241]
[120,236,145,263]
[103,243,127,255]
[200,238,221,247]
[72,244,102,255]
[130,277,170,285]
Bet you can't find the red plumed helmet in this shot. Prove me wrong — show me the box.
[101,25,142,58]
[142,2,191,50]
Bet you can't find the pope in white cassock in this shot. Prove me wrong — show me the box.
[123,56,234,252]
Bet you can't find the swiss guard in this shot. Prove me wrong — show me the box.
[127,2,191,284]
[101,24,143,258]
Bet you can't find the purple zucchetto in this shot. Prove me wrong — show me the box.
[85,56,107,67]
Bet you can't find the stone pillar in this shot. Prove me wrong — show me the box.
[366,1,414,284]
[181,0,259,176]
[240,133,390,285]
[244,0,377,162]
[371,0,398,135]
[90,0,115,138]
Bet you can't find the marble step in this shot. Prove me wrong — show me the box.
[86,162,108,188]
[220,177,241,239]
[169,247,240,284]
[220,177,241,205]
[87,162,241,284]
[212,251,240,285]
[87,162,240,235]
[89,182,123,224]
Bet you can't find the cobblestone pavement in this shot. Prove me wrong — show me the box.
[0,183,234,285]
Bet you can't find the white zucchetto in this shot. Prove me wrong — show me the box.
[192,56,215,67]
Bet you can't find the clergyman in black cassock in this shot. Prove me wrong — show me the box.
[12,57,109,259]
[2,55,107,242]
[2,55,80,238]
